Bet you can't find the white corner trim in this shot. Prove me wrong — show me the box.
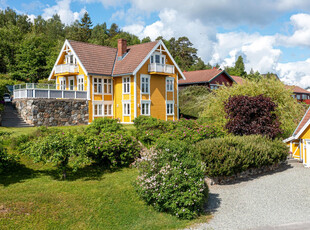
[134,74,137,118]
[48,41,67,80]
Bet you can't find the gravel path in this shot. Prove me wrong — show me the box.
[192,159,310,230]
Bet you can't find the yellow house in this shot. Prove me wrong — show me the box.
[48,39,185,124]
[284,107,310,167]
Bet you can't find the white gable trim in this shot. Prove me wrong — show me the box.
[293,106,310,136]
[295,117,310,140]
[132,40,186,80]
[48,40,89,80]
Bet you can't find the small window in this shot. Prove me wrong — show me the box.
[104,79,112,94]
[69,79,74,90]
[141,101,150,115]
[166,78,174,92]
[141,75,150,94]
[302,94,307,100]
[166,102,174,115]
[151,56,154,63]
[123,77,130,94]
[123,102,130,116]
[297,95,301,99]
[59,78,66,90]
[77,76,84,91]
[94,78,102,94]
[104,104,112,116]
[94,104,103,116]
[155,55,160,63]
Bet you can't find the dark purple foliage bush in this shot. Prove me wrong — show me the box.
[224,94,281,139]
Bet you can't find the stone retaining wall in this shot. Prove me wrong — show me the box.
[13,98,89,126]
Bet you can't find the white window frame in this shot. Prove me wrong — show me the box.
[103,78,112,94]
[122,101,131,116]
[123,76,130,94]
[210,84,221,90]
[93,77,102,94]
[141,74,150,94]
[166,101,174,115]
[166,77,174,92]
[59,77,66,90]
[93,102,113,117]
[68,76,75,91]
[141,100,151,116]
[150,52,165,64]
[77,75,84,91]
[297,94,301,99]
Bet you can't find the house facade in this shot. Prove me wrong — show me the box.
[47,39,185,123]
[178,68,236,90]
[284,107,310,167]
[286,85,310,104]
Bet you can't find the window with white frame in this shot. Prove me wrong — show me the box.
[210,84,220,90]
[94,103,112,116]
[141,101,151,115]
[68,77,74,90]
[94,104,103,116]
[302,94,308,100]
[150,52,165,64]
[166,78,174,92]
[141,75,150,94]
[123,102,130,116]
[77,76,84,91]
[166,102,174,115]
[93,77,102,94]
[123,77,130,94]
[59,78,66,90]
[104,104,112,116]
[297,94,301,99]
[104,79,112,94]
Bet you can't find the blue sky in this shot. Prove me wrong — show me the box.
[2,0,310,87]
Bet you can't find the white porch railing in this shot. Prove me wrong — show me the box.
[148,63,175,74]
[13,84,87,100]
[55,64,78,74]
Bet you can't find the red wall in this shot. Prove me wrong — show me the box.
[210,73,233,86]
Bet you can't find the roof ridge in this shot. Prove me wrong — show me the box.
[68,40,117,50]
[183,69,220,73]
[127,41,158,48]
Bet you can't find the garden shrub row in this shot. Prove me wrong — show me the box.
[135,139,208,220]
[134,116,224,145]
[196,135,289,177]
[0,131,16,173]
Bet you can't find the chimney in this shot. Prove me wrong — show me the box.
[118,39,127,58]
[213,67,217,69]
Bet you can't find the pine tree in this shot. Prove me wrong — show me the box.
[78,12,92,42]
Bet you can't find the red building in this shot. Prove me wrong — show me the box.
[286,85,310,104]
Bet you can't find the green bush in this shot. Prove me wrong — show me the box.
[85,118,123,135]
[84,132,140,168]
[135,140,208,219]
[196,135,289,177]
[0,141,16,174]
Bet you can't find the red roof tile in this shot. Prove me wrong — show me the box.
[231,75,244,85]
[113,41,158,75]
[294,107,310,135]
[286,85,310,94]
[179,69,225,84]
[69,40,117,76]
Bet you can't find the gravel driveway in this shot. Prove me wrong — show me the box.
[192,159,310,230]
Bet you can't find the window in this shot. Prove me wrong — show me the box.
[297,94,301,99]
[59,78,66,90]
[166,102,174,115]
[302,94,307,100]
[104,104,112,116]
[141,101,150,115]
[123,77,130,94]
[123,102,130,116]
[210,84,220,90]
[104,79,112,94]
[155,54,160,63]
[166,78,174,92]
[150,53,165,64]
[94,104,103,116]
[141,75,150,94]
[69,78,74,90]
[94,77,102,94]
[77,76,84,91]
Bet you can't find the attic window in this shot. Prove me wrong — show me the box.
[150,52,165,64]
[65,54,76,64]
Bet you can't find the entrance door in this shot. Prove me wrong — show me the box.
[69,79,74,90]
[305,140,310,167]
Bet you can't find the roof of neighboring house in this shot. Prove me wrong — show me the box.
[69,40,117,76]
[113,41,158,75]
[231,75,244,85]
[179,69,232,85]
[286,85,310,94]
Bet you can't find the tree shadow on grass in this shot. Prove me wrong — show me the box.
[0,162,38,187]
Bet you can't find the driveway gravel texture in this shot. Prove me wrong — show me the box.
[190,159,310,230]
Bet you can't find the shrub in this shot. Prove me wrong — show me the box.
[0,141,16,174]
[85,118,123,135]
[199,78,305,138]
[84,132,140,168]
[225,94,281,139]
[23,131,91,179]
[135,140,208,219]
[196,135,289,177]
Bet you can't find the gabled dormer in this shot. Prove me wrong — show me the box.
[148,44,175,75]
[54,44,79,76]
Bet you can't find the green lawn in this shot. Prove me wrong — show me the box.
[0,126,210,230]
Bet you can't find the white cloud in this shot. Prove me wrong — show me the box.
[28,14,36,23]
[42,0,86,25]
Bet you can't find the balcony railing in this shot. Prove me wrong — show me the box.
[55,63,78,74]
[148,63,175,74]
[13,84,87,100]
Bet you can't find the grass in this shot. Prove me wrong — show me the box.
[0,126,211,229]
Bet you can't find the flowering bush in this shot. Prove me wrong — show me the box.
[84,132,140,168]
[135,140,208,219]
[196,135,289,177]
[85,117,124,135]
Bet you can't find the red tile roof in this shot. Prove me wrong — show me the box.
[69,40,117,76]
[294,107,310,135]
[286,85,310,94]
[113,41,158,75]
[231,75,244,85]
[179,69,225,84]
[68,40,159,76]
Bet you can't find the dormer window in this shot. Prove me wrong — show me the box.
[150,52,165,64]
[65,53,77,64]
